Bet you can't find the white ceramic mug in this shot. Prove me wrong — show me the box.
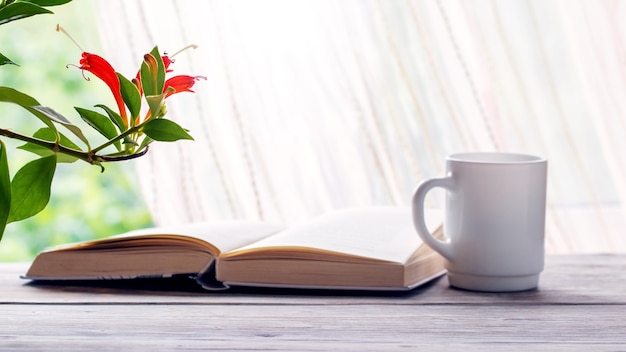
[412,152,547,292]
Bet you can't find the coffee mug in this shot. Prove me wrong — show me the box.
[412,152,547,292]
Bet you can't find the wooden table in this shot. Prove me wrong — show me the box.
[1,254,625,350]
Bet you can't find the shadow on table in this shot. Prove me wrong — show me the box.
[24,274,446,298]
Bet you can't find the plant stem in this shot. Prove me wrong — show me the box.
[0,128,91,162]
[100,146,149,161]
[0,128,150,165]
[90,124,143,154]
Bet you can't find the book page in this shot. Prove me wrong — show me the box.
[25,221,285,281]
[223,207,441,263]
[73,220,284,254]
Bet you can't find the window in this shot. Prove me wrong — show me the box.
[94,0,626,253]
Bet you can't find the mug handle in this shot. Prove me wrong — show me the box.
[412,176,455,261]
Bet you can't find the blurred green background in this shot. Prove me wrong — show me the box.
[0,1,153,261]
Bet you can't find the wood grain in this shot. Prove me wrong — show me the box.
[0,254,625,350]
[1,305,625,351]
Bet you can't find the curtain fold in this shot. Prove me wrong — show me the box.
[95,0,626,253]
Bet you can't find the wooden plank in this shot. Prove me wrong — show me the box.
[1,305,625,351]
[1,254,625,350]
[1,254,625,305]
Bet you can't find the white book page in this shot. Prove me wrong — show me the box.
[115,221,285,254]
[228,207,441,263]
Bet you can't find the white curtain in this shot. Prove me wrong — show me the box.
[95,0,626,253]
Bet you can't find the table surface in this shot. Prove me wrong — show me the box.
[1,254,625,351]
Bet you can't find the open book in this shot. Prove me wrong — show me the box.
[24,207,445,291]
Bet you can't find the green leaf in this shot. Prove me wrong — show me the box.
[26,0,73,6]
[33,127,81,149]
[32,105,90,148]
[140,60,155,97]
[0,2,52,26]
[150,46,166,95]
[95,104,125,132]
[142,119,194,142]
[17,128,81,163]
[7,155,56,223]
[0,141,11,241]
[31,105,72,125]
[0,51,17,66]
[0,87,57,132]
[117,73,141,125]
[75,107,121,151]
[0,88,89,147]
[139,46,165,97]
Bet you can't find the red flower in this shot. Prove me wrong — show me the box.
[162,55,174,72]
[164,75,207,97]
[79,52,129,127]
[75,47,204,126]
